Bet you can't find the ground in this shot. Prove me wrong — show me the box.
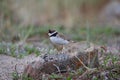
[0,54,37,80]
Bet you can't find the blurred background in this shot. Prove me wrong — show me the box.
[0,1,120,80]
[0,0,120,46]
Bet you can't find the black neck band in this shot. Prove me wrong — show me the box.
[50,32,58,37]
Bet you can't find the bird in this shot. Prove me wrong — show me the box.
[48,29,70,51]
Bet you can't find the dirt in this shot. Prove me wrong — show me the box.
[0,54,37,80]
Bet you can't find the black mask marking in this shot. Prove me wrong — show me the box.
[50,32,58,37]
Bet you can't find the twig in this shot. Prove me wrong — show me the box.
[53,64,61,73]
[75,55,90,70]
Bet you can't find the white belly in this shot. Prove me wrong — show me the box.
[50,37,69,45]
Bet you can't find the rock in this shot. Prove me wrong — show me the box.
[23,42,99,80]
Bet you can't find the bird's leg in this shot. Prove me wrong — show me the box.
[53,44,63,54]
